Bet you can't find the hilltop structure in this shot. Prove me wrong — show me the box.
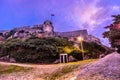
[0,20,101,44]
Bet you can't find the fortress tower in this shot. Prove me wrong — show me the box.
[42,20,54,37]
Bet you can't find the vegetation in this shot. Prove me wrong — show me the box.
[0,36,106,63]
[69,41,106,60]
[82,41,106,58]
[69,50,83,60]
[0,37,73,63]
[0,65,30,75]
[41,59,97,80]
[0,59,97,80]
[103,14,120,52]
[43,65,78,80]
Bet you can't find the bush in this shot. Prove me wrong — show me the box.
[81,41,106,58]
[69,50,83,60]
[0,37,106,63]
[10,44,59,63]
[0,37,73,63]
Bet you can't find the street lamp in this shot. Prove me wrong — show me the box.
[77,36,84,60]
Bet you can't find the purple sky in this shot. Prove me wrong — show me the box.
[0,0,120,46]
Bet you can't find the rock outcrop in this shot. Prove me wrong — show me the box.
[76,52,120,80]
[0,20,54,41]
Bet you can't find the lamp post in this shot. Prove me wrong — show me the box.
[77,36,84,60]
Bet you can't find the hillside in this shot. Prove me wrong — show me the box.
[0,20,102,45]
[0,52,120,80]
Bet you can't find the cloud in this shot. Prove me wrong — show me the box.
[62,0,102,31]
[60,0,120,34]
[112,5,120,10]
[55,0,120,45]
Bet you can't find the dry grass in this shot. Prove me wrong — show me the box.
[42,65,79,80]
[38,59,96,80]
[0,65,31,75]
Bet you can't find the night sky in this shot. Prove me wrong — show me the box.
[0,0,120,46]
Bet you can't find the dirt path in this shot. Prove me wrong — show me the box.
[0,61,64,80]
[0,61,62,68]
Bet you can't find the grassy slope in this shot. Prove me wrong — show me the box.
[39,59,97,80]
[0,59,97,80]
[0,65,31,75]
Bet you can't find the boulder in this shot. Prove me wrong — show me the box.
[68,56,76,62]
[10,58,16,63]
[0,55,10,61]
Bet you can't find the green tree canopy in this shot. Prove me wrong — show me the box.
[103,14,120,52]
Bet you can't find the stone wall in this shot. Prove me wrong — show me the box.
[0,20,100,44]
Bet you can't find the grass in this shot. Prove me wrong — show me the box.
[0,65,31,75]
[44,65,79,80]
[42,59,97,80]
[0,59,97,79]
[65,59,97,65]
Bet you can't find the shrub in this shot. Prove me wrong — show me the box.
[69,50,83,60]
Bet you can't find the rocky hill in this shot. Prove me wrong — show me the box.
[0,20,111,53]
[0,20,101,43]
[0,20,54,42]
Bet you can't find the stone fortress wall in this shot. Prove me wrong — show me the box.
[0,20,101,44]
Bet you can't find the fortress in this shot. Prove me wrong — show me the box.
[0,20,101,44]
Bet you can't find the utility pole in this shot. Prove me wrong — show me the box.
[77,36,84,60]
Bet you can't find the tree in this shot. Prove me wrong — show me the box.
[81,41,105,58]
[103,14,120,52]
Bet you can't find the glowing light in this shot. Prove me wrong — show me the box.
[77,36,84,42]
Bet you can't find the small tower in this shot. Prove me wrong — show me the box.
[42,20,54,37]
